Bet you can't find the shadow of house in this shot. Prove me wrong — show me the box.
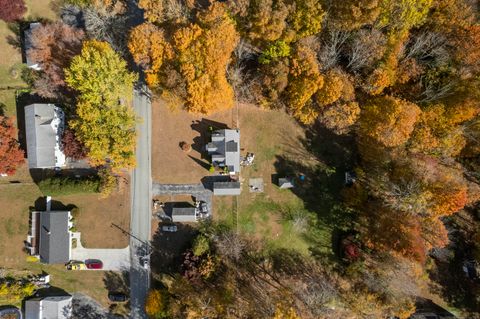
[200,175,231,191]
[188,155,211,171]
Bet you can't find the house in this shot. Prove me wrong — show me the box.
[25,104,66,169]
[25,295,73,319]
[213,181,241,196]
[206,129,240,174]
[26,197,72,264]
[24,22,42,71]
[278,177,294,189]
[170,207,197,223]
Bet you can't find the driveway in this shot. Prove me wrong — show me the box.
[71,233,130,271]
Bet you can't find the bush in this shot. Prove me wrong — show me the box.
[193,235,210,256]
[0,0,26,22]
[38,176,100,196]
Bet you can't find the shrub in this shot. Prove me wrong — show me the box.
[0,0,26,22]
[38,176,100,196]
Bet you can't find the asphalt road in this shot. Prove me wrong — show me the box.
[129,85,152,319]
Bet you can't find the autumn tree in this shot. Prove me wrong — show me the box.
[28,22,85,99]
[0,116,24,175]
[173,3,239,113]
[319,102,360,135]
[0,0,26,22]
[315,69,354,106]
[145,289,169,319]
[62,129,87,160]
[285,45,324,124]
[128,23,173,87]
[329,0,381,31]
[358,95,421,147]
[65,40,137,169]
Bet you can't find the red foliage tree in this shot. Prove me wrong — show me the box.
[61,129,87,160]
[0,0,26,22]
[0,116,24,175]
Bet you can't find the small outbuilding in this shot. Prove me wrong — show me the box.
[213,181,241,196]
[170,207,197,223]
[278,177,294,189]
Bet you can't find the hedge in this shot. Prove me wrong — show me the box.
[38,176,100,196]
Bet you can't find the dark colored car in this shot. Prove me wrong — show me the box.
[108,293,128,302]
[85,259,103,269]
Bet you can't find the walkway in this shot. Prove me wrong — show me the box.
[70,233,130,271]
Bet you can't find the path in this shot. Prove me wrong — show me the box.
[129,85,152,319]
[71,233,130,271]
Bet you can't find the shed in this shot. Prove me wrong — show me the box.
[278,177,294,189]
[170,207,197,223]
[213,181,241,196]
[25,295,72,319]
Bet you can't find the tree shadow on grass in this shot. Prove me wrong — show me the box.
[103,271,130,294]
[150,222,197,275]
[274,123,358,261]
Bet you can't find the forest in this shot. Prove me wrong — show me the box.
[0,0,479,318]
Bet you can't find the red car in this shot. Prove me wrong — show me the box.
[85,259,103,269]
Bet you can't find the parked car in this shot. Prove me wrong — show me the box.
[161,225,177,232]
[66,261,86,270]
[85,259,103,269]
[108,292,128,302]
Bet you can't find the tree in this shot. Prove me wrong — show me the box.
[65,40,137,105]
[145,289,170,319]
[259,40,291,64]
[359,95,421,147]
[0,0,26,22]
[128,23,173,87]
[319,102,360,135]
[27,23,84,98]
[378,0,433,32]
[286,45,324,124]
[0,116,24,175]
[315,69,354,106]
[62,129,87,160]
[329,0,381,31]
[173,3,239,113]
[65,40,137,169]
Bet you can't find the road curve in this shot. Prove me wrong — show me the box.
[129,84,152,319]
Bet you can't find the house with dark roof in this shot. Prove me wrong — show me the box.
[24,22,42,71]
[25,295,73,319]
[26,197,72,264]
[25,104,66,169]
[206,129,241,174]
[170,207,197,223]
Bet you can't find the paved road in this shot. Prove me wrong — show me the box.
[71,233,130,271]
[129,85,152,319]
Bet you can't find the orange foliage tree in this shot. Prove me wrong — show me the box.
[286,45,324,124]
[359,95,421,148]
[173,3,239,113]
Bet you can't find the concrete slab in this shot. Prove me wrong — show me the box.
[248,178,264,193]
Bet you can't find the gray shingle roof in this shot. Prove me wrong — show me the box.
[207,129,240,173]
[39,211,70,264]
[25,104,64,168]
[25,295,73,319]
[213,181,241,196]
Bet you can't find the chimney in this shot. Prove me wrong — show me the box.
[46,196,51,212]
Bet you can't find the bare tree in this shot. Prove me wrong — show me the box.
[214,232,246,261]
[403,31,449,66]
[346,28,386,72]
[318,29,350,70]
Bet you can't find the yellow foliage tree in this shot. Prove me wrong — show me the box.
[315,69,353,106]
[272,304,301,319]
[128,23,173,87]
[330,0,381,31]
[145,289,169,318]
[286,46,324,124]
[173,3,239,113]
[359,95,421,147]
[319,101,360,134]
[138,0,164,23]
